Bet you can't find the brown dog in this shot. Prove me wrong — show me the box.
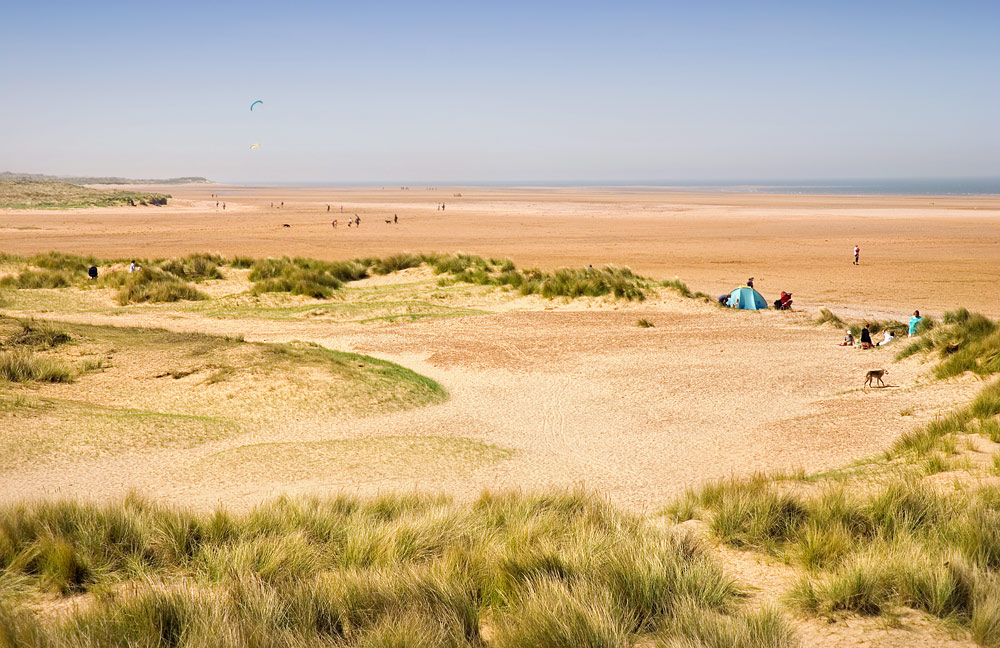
[864,369,887,388]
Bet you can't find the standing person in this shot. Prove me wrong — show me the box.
[216,200,219,208]
[909,310,924,337]
[853,245,860,265]
[327,205,331,212]
[280,201,284,208]
[222,202,226,210]
[393,214,398,224]
[356,215,361,227]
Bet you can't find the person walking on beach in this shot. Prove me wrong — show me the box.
[393,214,398,224]
[853,245,860,265]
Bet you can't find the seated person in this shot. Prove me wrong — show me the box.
[839,332,855,346]
[718,294,730,306]
[859,326,875,349]
[779,291,793,310]
[877,329,895,346]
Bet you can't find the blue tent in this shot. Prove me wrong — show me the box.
[728,286,768,310]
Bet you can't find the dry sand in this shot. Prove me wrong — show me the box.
[0,282,979,513]
[2,188,996,646]
[2,185,999,317]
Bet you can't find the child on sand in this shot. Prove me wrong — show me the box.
[839,332,855,346]
[853,245,860,265]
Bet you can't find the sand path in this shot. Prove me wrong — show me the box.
[2,293,979,513]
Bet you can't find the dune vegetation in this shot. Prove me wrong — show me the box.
[0,180,169,209]
[0,491,798,648]
[0,251,665,306]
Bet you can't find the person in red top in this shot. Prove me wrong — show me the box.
[853,245,860,265]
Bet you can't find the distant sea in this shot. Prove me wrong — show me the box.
[233,178,1000,196]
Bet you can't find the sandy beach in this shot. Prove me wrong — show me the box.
[3,185,999,318]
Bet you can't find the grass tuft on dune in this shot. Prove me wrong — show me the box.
[0,491,795,647]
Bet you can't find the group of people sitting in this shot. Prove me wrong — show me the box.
[841,327,894,349]
[839,311,923,350]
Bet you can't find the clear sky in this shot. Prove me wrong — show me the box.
[3,1,998,183]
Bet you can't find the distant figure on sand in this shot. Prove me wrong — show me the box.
[394,214,398,224]
[877,329,895,346]
[909,310,923,337]
[327,205,330,212]
[853,245,860,265]
[332,219,337,228]
[746,277,754,288]
[128,260,138,273]
[718,294,730,306]
[222,202,226,210]
[859,326,874,349]
[88,266,98,280]
[355,215,361,227]
[839,332,855,346]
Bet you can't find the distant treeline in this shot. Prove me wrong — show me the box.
[0,172,209,185]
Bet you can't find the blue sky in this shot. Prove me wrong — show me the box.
[2,1,998,183]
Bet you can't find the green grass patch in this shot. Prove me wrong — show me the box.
[248,257,368,298]
[113,267,209,305]
[815,308,846,328]
[0,349,73,383]
[262,342,447,411]
[2,319,71,348]
[155,253,224,281]
[660,277,714,302]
